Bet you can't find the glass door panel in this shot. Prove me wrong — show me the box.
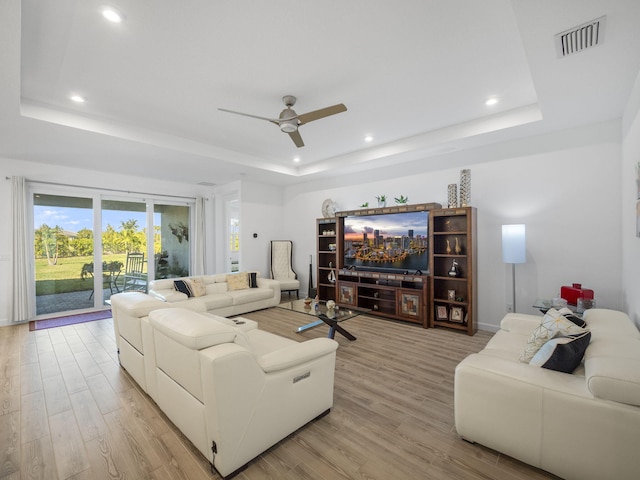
[154,203,190,279]
[33,193,94,315]
[101,199,148,296]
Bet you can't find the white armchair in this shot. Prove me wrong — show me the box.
[148,308,339,478]
[270,240,300,298]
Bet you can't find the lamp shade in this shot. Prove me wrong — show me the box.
[502,224,526,264]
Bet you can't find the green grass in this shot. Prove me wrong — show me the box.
[35,254,127,295]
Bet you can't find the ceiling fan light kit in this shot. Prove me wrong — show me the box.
[219,95,346,148]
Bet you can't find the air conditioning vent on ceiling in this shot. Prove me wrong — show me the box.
[555,15,605,58]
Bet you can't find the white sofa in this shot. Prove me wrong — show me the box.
[147,272,281,317]
[455,308,640,480]
[112,305,339,477]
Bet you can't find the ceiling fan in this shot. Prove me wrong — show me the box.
[218,95,347,148]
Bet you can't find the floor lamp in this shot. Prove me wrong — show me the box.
[502,224,526,313]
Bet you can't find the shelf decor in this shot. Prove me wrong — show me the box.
[459,169,471,206]
[447,183,458,208]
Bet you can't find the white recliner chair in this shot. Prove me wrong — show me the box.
[147,308,339,478]
[270,240,300,298]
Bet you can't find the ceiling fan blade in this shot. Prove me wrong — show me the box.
[296,103,347,125]
[288,129,304,148]
[218,108,279,125]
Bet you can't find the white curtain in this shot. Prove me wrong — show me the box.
[10,176,33,322]
[192,196,207,275]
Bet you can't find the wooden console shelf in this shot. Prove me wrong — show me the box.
[429,207,477,335]
[316,218,338,302]
[337,270,429,327]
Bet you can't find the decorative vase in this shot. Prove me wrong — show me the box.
[454,237,462,255]
[446,239,452,254]
[447,183,458,208]
[459,169,471,206]
[327,270,336,284]
[448,259,460,277]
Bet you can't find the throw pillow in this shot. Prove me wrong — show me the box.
[227,272,249,291]
[520,308,588,363]
[248,271,258,288]
[174,279,193,297]
[557,307,587,328]
[186,277,207,297]
[529,331,592,373]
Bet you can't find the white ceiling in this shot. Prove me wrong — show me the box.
[2,0,639,186]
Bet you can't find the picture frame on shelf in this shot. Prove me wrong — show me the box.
[401,293,419,316]
[447,289,456,301]
[436,305,448,321]
[450,306,464,323]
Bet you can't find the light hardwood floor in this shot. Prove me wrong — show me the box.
[0,307,559,480]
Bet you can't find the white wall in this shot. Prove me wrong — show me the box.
[0,157,214,325]
[239,180,284,278]
[282,121,623,331]
[622,70,640,327]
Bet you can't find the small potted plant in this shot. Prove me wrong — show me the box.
[360,202,369,208]
[394,195,408,205]
[376,195,387,207]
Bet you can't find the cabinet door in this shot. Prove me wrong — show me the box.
[338,282,357,307]
[398,289,423,320]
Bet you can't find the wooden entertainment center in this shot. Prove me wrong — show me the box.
[316,203,477,335]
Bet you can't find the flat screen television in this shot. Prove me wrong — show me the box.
[342,210,429,274]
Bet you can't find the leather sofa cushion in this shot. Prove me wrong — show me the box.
[112,291,169,317]
[227,288,274,305]
[584,309,640,339]
[150,308,236,350]
[201,294,234,310]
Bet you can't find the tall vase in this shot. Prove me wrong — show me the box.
[447,183,458,208]
[459,169,471,207]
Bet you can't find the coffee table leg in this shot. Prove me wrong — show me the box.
[328,322,357,341]
[296,319,324,333]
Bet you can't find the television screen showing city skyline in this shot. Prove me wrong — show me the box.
[343,210,429,272]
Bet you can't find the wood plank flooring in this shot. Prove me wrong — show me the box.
[0,306,559,479]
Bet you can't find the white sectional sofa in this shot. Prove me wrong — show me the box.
[111,304,339,477]
[148,272,281,317]
[455,308,640,480]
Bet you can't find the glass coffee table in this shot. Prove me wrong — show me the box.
[277,299,367,341]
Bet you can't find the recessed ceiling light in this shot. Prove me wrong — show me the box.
[293,157,300,163]
[70,94,86,103]
[101,7,124,23]
[485,97,498,106]
[364,135,373,143]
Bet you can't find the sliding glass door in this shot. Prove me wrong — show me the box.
[33,193,95,316]
[32,189,193,317]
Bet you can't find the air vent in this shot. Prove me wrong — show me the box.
[555,15,605,58]
[197,181,216,186]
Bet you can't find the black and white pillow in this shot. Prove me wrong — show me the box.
[174,279,194,297]
[558,307,587,328]
[248,272,258,288]
[529,331,591,373]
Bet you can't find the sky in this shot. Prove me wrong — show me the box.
[34,206,153,233]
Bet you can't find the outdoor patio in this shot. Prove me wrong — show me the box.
[36,288,115,316]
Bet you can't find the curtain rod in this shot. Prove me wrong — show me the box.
[7,176,205,201]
